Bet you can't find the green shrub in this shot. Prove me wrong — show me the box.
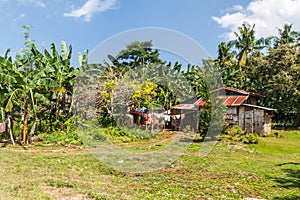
[226,125,243,136]
[218,125,259,144]
[40,130,82,145]
[103,126,155,142]
[102,127,129,137]
[241,133,259,144]
[98,116,116,128]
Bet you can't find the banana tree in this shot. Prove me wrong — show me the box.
[1,51,58,144]
[0,52,16,144]
[31,41,77,129]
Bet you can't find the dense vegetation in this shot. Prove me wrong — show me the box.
[0,23,300,145]
[216,23,300,127]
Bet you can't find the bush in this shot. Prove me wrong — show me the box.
[105,127,141,138]
[82,126,154,145]
[218,125,259,144]
[98,116,116,128]
[40,130,82,145]
[226,125,243,136]
[241,133,259,144]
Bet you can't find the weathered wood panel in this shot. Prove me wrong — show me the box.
[238,107,245,130]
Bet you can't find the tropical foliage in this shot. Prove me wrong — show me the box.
[0,26,77,144]
[1,22,300,145]
[216,23,300,126]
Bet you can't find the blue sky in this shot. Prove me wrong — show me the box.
[1,0,300,66]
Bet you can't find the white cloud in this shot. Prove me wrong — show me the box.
[17,0,46,7]
[64,0,118,22]
[0,0,46,9]
[212,0,300,40]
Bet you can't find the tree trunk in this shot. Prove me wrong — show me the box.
[7,117,15,145]
[61,92,66,115]
[19,114,24,143]
[29,119,37,144]
[293,113,300,127]
[55,92,61,121]
[39,119,42,132]
[68,96,73,118]
[50,99,55,130]
[23,99,29,144]
[111,90,114,117]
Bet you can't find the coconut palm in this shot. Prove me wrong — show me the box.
[274,24,299,47]
[233,23,266,69]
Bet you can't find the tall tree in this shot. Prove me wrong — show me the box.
[274,24,299,47]
[233,23,267,69]
[0,25,76,143]
[1,54,57,144]
[250,42,300,126]
[32,41,77,128]
[116,41,164,70]
[215,41,245,88]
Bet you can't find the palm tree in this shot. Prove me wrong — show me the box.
[233,23,266,69]
[274,24,299,47]
[217,41,234,70]
[2,54,58,144]
[0,53,16,145]
[32,41,77,129]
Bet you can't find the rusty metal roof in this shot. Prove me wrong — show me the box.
[194,98,206,106]
[193,95,248,107]
[223,96,248,106]
[171,87,268,110]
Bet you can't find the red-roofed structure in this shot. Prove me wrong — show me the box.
[171,86,275,134]
[194,95,249,107]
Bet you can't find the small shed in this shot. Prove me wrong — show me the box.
[172,87,276,134]
[171,102,199,132]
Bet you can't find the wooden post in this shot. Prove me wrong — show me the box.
[251,110,254,133]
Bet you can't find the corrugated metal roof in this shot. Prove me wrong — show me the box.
[171,87,271,110]
[223,96,248,106]
[242,104,277,111]
[194,98,206,106]
[193,96,248,107]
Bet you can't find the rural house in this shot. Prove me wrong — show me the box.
[171,86,276,134]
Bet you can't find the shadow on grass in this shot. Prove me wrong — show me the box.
[277,162,299,167]
[272,162,300,200]
[0,139,31,149]
[273,196,300,200]
[0,141,8,147]
[273,168,300,189]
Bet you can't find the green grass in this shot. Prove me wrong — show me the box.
[0,130,299,199]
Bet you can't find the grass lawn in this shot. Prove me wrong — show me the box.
[0,130,299,199]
